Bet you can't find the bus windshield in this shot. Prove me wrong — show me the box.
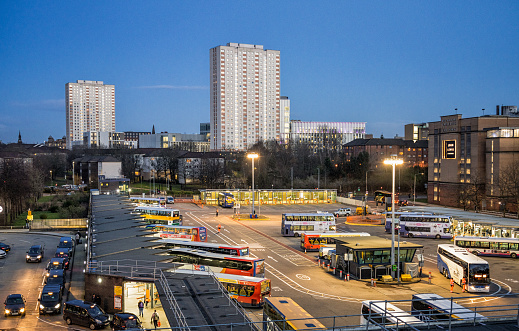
[470,264,490,283]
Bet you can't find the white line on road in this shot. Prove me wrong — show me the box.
[267,256,278,262]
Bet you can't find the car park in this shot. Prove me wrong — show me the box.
[39,284,62,315]
[334,208,353,217]
[63,300,111,329]
[4,294,26,317]
[0,242,11,253]
[26,244,44,263]
[111,312,143,330]
[54,248,70,269]
[58,237,74,255]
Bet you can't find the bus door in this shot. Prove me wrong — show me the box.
[198,227,207,242]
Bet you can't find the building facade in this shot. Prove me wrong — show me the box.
[66,80,115,149]
[138,133,209,152]
[291,121,366,153]
[428,114,519,210]
[343,138,428,169]
[124,131,151,149]
[404,123,429,142]
[280,96,291,143]
[210,43,280,151]
[83,131,127,149]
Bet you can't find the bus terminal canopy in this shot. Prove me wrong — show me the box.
[199,189,337,206]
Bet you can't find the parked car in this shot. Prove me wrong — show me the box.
[334,208,353,217]
[4,294,26,317]
[166,196,175,204]
[0,249,6,259]
[63,300,110,329]
[26,244,44,263]
[58,237,75,255]
[39,284,63,315]
[45,257,65,276]
[45,269,65,294]
[111,312,144,330]
[0,242,11,253]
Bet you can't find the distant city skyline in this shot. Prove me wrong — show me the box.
[1,1,518,143]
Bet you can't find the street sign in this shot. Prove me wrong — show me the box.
[392,265,397,271]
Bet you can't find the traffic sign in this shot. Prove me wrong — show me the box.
[392,265,397,271]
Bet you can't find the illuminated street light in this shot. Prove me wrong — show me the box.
[384,155,403,279]
[247,153,259,216]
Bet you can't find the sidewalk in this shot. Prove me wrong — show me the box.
[67,237,85,302]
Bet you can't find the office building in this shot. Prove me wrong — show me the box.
[290,121,366,153]
[428,114,519,210]
[66,80,115,149]
[404,123,429,142]
[210,43,280,151]
[139,133,209,152]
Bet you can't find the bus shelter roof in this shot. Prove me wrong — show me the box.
[336,236,423,250]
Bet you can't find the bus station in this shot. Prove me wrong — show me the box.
[199,189,337,206]
[332,236,423,280]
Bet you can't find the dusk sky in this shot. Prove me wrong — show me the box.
[1,1,518,144]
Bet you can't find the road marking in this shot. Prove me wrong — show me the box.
[241,239,248,244]
[267,256,278,262]
[296,274,310,280]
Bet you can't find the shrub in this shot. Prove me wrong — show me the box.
[49,205,60,213]
[39,213,48,220]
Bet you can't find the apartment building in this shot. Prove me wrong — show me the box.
[66,80,115,149]
[210,43,280,151]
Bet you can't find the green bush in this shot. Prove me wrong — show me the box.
[40,213,48,219]
[49,205,59,213]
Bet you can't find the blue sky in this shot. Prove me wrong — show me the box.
[1,1,518,144]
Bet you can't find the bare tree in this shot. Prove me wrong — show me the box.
[499,163,519,218]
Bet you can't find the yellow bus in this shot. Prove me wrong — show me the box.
[133,206,182,225]
[263,297,326,330]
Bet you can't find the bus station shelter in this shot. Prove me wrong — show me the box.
[199,189,337,206]
[334,236,423,280]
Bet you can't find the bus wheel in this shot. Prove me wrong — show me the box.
[435,234,441,239]
[408,233,413,238]
[512,253,517,259]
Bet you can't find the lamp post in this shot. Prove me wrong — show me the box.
[384,155,403,279]
[365,169,374,215]
[247,153,259,215]
[413,172,424,206]
[50,170,53,187]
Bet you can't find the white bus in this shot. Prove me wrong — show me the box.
[411,293,486,322]
[437,244,490,293]
[129,196,166,207]
[281,213,336,237]
[398,214,453,239]
[361,300,422,327]
[153,238,249,256]
[384,212,433,232]
[454,236,519,258]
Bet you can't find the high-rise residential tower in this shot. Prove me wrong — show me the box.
[66,80,115,149]
[210,43,280,151]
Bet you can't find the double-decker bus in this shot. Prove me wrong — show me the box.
[411,293,486,322]
[396,214,453,239]
[300,232,370,251]
[361,300,422,327]
[454,236,519,258]
[263,297,326,330]
[154,239,249,256]
[129,196,166,207]
[133,206,182,225]
[167,248,265,277]
[437,244,490,293]
[281,213,336,237]
[148,225,207,242]
[384,212,432,232]
[173,269,270,308]
[218,192,235,208]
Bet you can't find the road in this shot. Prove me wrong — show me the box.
[178,202,519,328]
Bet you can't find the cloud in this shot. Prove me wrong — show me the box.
[135,85,208,90]
[10,99,64,111]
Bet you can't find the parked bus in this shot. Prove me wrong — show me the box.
[437,244,490,293]
[396,214,453,239]
[133,206,182,225]
[454,236,519,258]
[148,225,207,242]
[263,297,326,330]
[129,197,166,207]
[361,300,422,327]
[384,212,433,232]
[411,293,487,322]
[281,213,336,237]
[300,232,370,251]
[218,192,235,208]
[173,269,270,308]
[167,248,265,277]
[154,239,249,256]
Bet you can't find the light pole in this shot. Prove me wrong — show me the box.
[50,170,53,187]
[365,169,374,215]
[413,172,424,206]
[384,155,403,279]
[247,153,259,216]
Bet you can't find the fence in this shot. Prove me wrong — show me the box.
[30,218,88,230]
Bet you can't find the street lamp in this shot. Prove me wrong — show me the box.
[384,154,403,279]
[50,170,53,187]
[247,153,259,216]
[365,169,374,215]
[413,172,425,206]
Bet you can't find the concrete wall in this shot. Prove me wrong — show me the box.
[84,273,125,314]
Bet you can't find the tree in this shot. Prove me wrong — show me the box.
[499,163,519,218]
[200,158,225,189]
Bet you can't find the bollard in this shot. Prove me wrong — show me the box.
[339,270,343,278]
[346,273,350,282]
[327,264,330,272]
[318,260,320,267]
[304,249,307,254]
[428,271,432,284]
[371,278,374,287]
[333,267,336,275]
[374,279,376,287]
